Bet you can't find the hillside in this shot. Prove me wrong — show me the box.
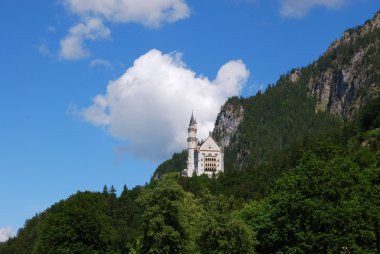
[2,112,379,253]
[219,10,380,165]
[156,10,380,178]
[1,10,380,254]
[311,10,380,117]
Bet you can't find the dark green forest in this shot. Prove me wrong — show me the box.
[1,11,380,254]
[1,104,379,253]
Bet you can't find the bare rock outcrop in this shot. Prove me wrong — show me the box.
[307,11,380,118]
[213,99,244,148]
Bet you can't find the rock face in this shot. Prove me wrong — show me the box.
[212,98,244,148]
[210,10,380,170]
[326,11,380,55]
[306,11,380,118]
[212,11,380,152]
[153,10,380,176]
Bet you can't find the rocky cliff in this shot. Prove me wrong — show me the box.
[212,97,244,148]
[306,10,380,117]
[154,10,380,175]
[213,10,380,149]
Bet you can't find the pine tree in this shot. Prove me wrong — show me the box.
[103,184,109,195]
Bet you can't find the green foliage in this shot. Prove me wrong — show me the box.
[154,12,380,202]
[35,191,118,254]
[252,141,380,253]
[0,186,146,254]
[138,175,202,254]
[225,70,340,172]
[154,151,187,177]
[117,185,143,253]
[197,192,256,254]
[1,127,379,254]
[2,12,380,254]
[0,214,45,254]
[317,26,380,78]
[359,97,380,131]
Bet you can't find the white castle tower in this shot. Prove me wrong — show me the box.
[183,112,224,177]
[186,112,198,176]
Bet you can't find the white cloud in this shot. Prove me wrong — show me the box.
[59,18,111,60]
[62,0,190,27]
[0,226,13,242]
[38,43,54,58]
[80,49,249,160]
[89,59,113,68]
[279,0,346,18]
[59,0,190,60]
[47,26,56,33]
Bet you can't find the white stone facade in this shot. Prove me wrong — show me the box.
[183,113,224,177]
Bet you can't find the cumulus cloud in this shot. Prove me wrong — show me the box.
[38,43,54,58]
[60,18,111,60]
[47,26,56,33]
[89,59,113,68]
[80,49,249,160]
[279,0,346,18]
[59,0,190,60]
[0,226,13,242]
[63,0,190,27]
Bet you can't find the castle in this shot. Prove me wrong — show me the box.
[182,113,224,177]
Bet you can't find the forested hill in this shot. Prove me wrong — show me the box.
[155,10,380,178]
[1,10,380,254]
[2,107,379,253]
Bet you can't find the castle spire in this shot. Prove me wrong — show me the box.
[189,111,197,126]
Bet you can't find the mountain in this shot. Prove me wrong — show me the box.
[1,10,380,254]
[152,10,380,197]
[308,10,380,117]
[210,10,380,171]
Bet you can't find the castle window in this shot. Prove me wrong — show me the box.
[204,160,217,172]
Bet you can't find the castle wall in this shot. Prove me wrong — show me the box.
[197,149,223,177]
[185,114,224,177]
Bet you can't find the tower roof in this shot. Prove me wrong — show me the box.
[189,112,197,126]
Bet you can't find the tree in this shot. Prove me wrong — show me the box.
[197,192,256,254]
[359,97,380,131]
[138,174,202,254]
[110,185,117,197]
[103,185,109,195]
[117,185,143,254]
[257,152,378,253]
[35,192,118,254]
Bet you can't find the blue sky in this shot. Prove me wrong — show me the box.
[0,0,379,240]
